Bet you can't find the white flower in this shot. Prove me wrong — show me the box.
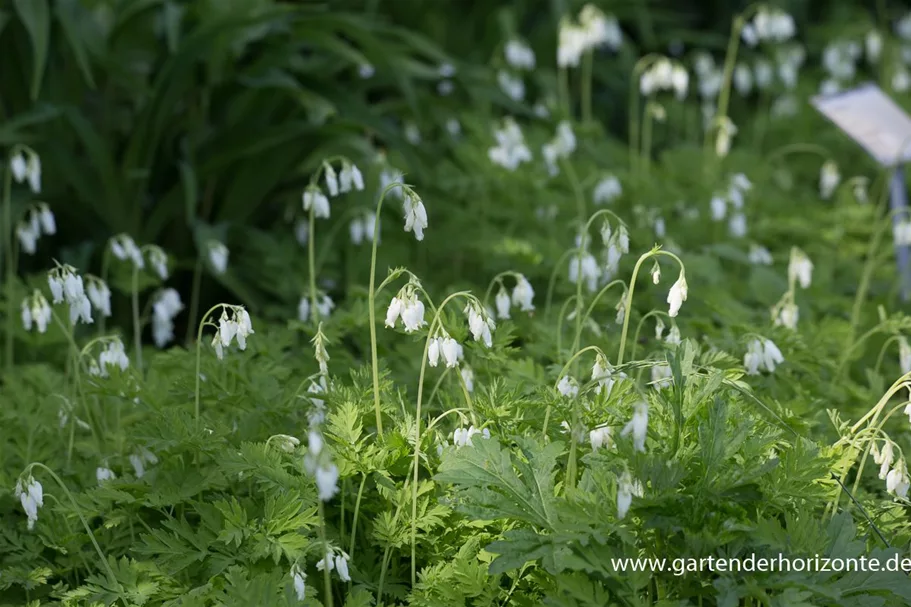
[129,447,158,479]
[98,339,130,376]
[505,38,536,70]
[665,324,681,345]
[497,70,525,101]
[465,302,495,347]
[291,564,307,601]
[715,117,737,158]
[754,59,774,89]
[460,366,474,392]
[147,246,169,280]
[359,63,375,78]
[334,553,350,582]
[324,164,339,197]
[774,301,799,330]
[86,279,112,317]
[111,234,144,269]
[886,464,910,498]
[441,337,462,368]
[788,248,813,289]
[741,23,758,46]
[558,19,587,68]
[452,425,490,448]
[650,363,673,389]
[404,122,421,145]
[621,401,648,452]
[207,241,229,275]
[710,195,727,221]
[590,426,612,451]
[348,217,365,247]
[15,475,44,530]
[617,472,636,519]
[900,337,911,375]
[16,222,39,255]
[96,467,116,484]
[428,337,441,367]
[874,441,894,480]
[303,186,331,219]
[488,118,532,171]
[10,149,41,194]
[733,64,753,96]
[400,296,426,333]
[593,175,622,205]
[511,275,535,312]
[152,288,183,347]
[48,265,93,326]
[569,251,601,293]
[385,296,404,328]
[728,212,747,238]
[666,274,688,317]
[315,464,340,501]
[557,375,579,398]
[866,30,883,62]
[495,287,511,319]
[339,162,365,193]
[819,161,840,200]
[748,244,773,265]
[403,191,428,241]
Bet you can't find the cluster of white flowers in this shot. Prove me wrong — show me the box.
[465,300,496,347]
[872,441,910,498]
[207,240,229,275]
[710,173,751,238]
[129,447,159,478]
[290,564,307,600]
[339,160,365,193]
[505,38,535,70]
[48,264,93,325]
[16,203,56,255]
[494,274,535,319]
[819,161,841,200]
[349,211,378,245]
[640,57,689,99]
[211,306,254,360]
[303,185,331,219]
[15,474,44,530]
[488,118,532,171]
[741,7,796,46]
[403,189,428,241]
[299,293,335,324]
[542,121,577,177]
[110,234,144,269]
[593,174,622,205]
[10,147,41,194]
[820,40,862,94]
[620,401,649,452]
[569,249,601,293]
[21,290,52,334]
[88,338,130,377]
[744,338,784,375]
[617,471,644,519]
[748,243,774,266]
[316,547,351,581]
[152,288,183,347]
[428,331,463,368]
[452,425,490,448]
[557,4,622,68]
[386,284,427,333]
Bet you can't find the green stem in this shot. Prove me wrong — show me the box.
[27,463,119,590]
[3,161,12,373]
[194,304,224,427]
[410,291,471,587]
[131,265,142,371]
[308,205,318,324]
[368,183,410,438]
[617,250,685,366]
[629,310,672,362]
[347,472,368,580]
[185,257,203,345]
[641,106,654,181]
[317,499,334,607]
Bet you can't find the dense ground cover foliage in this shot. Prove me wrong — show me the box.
[4,0,911,605]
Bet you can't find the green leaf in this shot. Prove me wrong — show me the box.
[13,0,50,100]
[54,0,96,89]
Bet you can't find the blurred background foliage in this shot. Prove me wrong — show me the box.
[0,0,904,344]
